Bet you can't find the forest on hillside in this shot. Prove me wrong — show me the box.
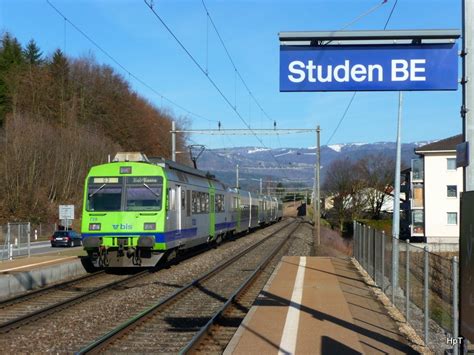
[0,33,188,224]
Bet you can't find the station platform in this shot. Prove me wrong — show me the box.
[225,256,417,355]
[0,248,85,274]
[0,248,88,299]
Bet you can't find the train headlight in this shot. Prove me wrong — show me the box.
[144,223,156,230]
[89,223,101,231]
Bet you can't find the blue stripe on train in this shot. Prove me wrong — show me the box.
[82,227,198,244]
[215,221,237,231]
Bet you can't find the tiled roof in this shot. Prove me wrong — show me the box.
[415,134,462,154]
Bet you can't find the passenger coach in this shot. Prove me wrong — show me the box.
[81,152,283,268]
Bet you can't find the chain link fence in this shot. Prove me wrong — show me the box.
[353,221,460,355]
[0,222,57,261]
[1,222,31,260]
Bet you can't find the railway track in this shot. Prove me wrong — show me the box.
[78,219,301,354]
[0,269,148,333]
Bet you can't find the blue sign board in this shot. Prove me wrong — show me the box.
[280,44,458,91]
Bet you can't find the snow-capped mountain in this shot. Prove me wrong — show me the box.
[196,142,426,190]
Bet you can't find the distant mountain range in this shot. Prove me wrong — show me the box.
[195,142,432,192]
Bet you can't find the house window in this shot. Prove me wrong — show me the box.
[447,185,457,198]
[447,158,456,171]
[412,159,424,180]
[447,212,457,225]
[412,183,424,208]
[412,210,424,234]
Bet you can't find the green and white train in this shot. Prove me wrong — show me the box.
[81,152,283,268]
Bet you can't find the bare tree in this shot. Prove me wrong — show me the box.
[356,153,395,219]
[323,158,366,231]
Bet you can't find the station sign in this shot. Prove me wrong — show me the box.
[59,205,75,220]
[280,44,458,92]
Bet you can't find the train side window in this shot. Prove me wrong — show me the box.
[215,194,225,212]
[204,193,209,213]
[181,189,185,210]
[186,190,191,216]
[169,188,176,211]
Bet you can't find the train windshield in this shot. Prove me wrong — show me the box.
[125,176,163,211]
[87,177,122,212]
[87,176,163,212]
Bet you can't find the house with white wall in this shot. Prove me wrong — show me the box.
[406,135,463,244]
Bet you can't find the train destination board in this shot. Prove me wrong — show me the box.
[280,44,458,92]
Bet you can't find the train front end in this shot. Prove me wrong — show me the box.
[81,154,167,268]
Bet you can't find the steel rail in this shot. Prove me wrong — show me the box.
[0,269,149,333]
[0,269,104,308]
[77,219,296,354]
[180,220,301,354]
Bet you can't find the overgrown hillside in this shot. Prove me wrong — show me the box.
[0,33,187,223]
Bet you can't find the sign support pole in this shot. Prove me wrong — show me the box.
[462,0,474,192]
[461,0,474,348]
[392,91,403,298]
[316,125,321,245]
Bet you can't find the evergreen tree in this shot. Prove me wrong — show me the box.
[0,33,24,67]
[50,48,69,81]
[49,49,70,124]
[0,33,25,125]
[23,39,43,65]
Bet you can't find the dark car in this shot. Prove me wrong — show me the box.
[50,230,82,247]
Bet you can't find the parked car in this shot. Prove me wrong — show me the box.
[50,230,82,247]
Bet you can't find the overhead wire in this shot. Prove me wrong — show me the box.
[200,0,274,124]
[325,92,357,145]
[384,0,399,30]
[143,0,291,180]
[201,0,287,160]
[324,0,397,145]
[45,0,217,123]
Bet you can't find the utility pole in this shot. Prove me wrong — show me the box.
[236,164,239,189]
[392,91,403,296]
[259,178,262,195]
[316,125,321,246]
[171,120,176,162]
[463,0,474,191]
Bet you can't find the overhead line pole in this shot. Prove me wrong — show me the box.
[236,164,239,189]
[172,120,176,162]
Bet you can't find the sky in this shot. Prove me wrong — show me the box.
[0,0,464,150]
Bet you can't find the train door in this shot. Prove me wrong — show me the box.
[176,185,182,231]
[209,186,215,239]
[248,191,252,229]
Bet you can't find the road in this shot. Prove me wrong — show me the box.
[0,241,81,260]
